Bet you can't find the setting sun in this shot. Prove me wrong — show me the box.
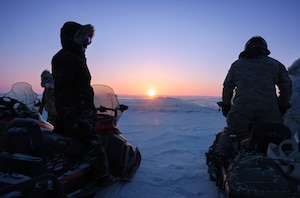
[147,89,156,97]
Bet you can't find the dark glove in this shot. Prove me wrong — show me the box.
[279,103,291,116]
[78,118,95,132]
[217,101,231,117]
[77,108,96,133]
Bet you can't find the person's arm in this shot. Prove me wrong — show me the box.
[39,91,46,114]
[220,64,236,117]
[222,65,236,105]
[52,53,79,108]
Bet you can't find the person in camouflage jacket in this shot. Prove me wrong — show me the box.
[216,36,292,158]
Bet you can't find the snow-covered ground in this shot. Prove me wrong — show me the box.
[1,83,227,197]
[95,96,226,198]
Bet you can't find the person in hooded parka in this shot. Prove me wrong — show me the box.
[216,36,292,159]
[284,58,300,142]
[51,21,115,186]
[39,70,56,125]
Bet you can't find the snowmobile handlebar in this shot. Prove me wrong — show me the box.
[97,106,114,113]
[97,104,128,114]
[0,96,38,119]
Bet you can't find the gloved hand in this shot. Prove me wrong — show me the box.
[77,108,96,133]
[279,103,291,116]
[217,101,231,117]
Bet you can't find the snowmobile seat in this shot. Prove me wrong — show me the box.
[42,130,85,158]
[4,118,85,158]
[247,123,292,154]
[5,118,47,156]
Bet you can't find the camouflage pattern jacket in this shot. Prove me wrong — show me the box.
[222,55,292,111]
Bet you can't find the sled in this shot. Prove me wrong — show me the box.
[206,122,300,198]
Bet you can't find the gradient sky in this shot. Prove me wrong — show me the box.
[1,0,299,96]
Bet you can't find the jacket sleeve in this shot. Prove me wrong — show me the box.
[51,53,80,109]
[38,91,46,114]
[222,64,236,104]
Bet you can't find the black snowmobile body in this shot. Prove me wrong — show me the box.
[0,82,141,197]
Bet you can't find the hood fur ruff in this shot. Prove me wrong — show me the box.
[73,24,95,45]
[288,58,300,76]
[41,70,54,88]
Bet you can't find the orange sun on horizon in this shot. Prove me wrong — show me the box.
[147,89,156,97]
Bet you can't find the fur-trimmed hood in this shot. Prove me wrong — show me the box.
[60,21,95,53]
[288,58,300,77]
[41,70,54,89]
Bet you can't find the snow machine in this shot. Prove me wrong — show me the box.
[206,110,300,197]
[0,82,141,197]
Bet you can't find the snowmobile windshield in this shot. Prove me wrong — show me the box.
[4,82,38,110]
[92,84,122,119]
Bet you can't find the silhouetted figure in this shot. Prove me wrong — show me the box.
[39,70,56,125]
[51,21,115,186]
[217,36,292,159]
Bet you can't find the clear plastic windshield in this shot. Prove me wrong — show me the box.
[4,82,38,110]
[92,84,121,118]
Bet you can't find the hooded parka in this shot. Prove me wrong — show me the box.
[51,21,114,185]
[52,21,96,137]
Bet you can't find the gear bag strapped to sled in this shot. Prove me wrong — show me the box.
[206,123,300,197]
[225,153,298,198]
[267,139,300,181]
[225,124,300,197]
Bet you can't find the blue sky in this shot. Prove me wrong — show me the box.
[1,0,299,96]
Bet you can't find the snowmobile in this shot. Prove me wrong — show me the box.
[206,103,300,198]
[0,82,141,197]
